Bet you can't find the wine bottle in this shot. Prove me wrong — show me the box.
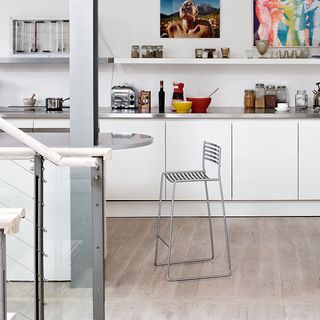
[159,80,165,113]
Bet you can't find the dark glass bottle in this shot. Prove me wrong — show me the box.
[159,80,165,113]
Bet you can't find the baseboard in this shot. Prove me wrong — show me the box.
[106,200,320,217]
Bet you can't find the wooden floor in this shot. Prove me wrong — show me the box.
[106,217,320,320]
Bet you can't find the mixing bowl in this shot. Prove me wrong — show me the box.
[186,97,211,113]
[172,101,192,113]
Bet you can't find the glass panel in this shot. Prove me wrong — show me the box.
[0,156,35,320]
[44,165,93,319]
[0,153,94,319]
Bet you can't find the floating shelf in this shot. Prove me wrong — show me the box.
[112,57,320,65]
[0,57,109,64]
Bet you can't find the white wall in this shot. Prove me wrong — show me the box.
[0,0,319,107]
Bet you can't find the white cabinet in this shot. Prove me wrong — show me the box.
[166,120,232,200]
[33,119,70,129]
[233,120,298,200]
[100,119,165,200]
[299,120,320,200]
[6,119,33,130]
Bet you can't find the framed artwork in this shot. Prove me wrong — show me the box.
[160,0,220,38]
[253,0,320,47]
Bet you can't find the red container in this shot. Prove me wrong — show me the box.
[186,97,211,113]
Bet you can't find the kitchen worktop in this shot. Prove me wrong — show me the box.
[1,106,320,119]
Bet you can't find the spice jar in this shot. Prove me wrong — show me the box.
[131,45,140,58]
[265,85,277,108]
[277,86,288,103]
[244,90,255,109]
[255,83,265,109]
[295,90,308,111]
[154,45,163,58]
[141,45,153,58]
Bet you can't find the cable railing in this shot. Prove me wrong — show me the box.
[0,117,110,320]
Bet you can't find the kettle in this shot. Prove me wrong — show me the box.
[313,82,320,109]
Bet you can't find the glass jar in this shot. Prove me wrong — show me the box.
[131,45,140,58]
[265,85,277,108]
[295,90,308,111]
[141,45,153,58]
[277,86,288,104]
[154,45,163,58]
[255,83,265,109]
[244,90,255,109]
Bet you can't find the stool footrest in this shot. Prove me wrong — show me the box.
[168,270,232,282]
[155,255,214,267]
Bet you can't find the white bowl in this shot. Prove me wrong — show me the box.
[23,98,36,106]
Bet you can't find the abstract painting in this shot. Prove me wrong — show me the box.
[160,0,220,38]
[254,0,320,47]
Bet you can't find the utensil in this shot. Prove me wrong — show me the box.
[208,88,219,97]
[46,97,70,112]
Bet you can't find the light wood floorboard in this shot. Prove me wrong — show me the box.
[105,217,320,320]
[6,217,320,319]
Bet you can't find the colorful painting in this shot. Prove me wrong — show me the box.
[160,0,220,38]
[254,0,320,47]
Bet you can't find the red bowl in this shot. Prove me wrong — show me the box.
[186,97,211,113]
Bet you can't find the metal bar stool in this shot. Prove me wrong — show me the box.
[154,141,231,281]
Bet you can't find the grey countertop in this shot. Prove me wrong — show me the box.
[1,106,320,119]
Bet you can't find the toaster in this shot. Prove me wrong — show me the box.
[111,85,139,109]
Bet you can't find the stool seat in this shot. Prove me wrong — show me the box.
[164,170,215,183]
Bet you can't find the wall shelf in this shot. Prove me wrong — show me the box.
[112,57,320,65]
[0,57,109,64]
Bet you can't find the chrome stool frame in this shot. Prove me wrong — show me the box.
[154,141,232,281]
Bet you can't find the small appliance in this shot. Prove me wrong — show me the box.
[313,82,320,109]
[111,86,139,109]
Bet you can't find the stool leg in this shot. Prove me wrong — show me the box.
[167,182,177,281]
[219,178,231,275]
[204,181,215,260]
[154,173,165,266]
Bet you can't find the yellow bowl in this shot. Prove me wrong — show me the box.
[172,101,192,113]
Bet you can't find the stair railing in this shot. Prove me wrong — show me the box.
[0,117,111,320]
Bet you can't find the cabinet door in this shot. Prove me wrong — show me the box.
[233,120,298,200]
[6,119,33,130]
[100,120,165,200]
[299,120,320,199]
[33,119,70,129]
[166,120,232,200]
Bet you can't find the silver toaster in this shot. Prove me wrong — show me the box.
[111,85,139,109]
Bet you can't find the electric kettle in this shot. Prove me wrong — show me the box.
[313,82,320,109]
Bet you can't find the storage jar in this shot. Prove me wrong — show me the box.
[265,85,277,108]
[255,83,265,109]
[295,90,308,111]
